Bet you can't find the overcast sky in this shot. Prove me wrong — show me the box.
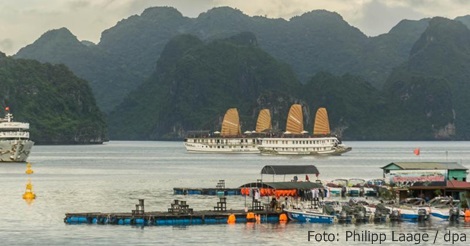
[1,0,469,55]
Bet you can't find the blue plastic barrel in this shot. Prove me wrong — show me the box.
[135,218,145,225]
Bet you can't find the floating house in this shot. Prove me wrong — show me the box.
[381,162,470,201]
[381,162,468,183]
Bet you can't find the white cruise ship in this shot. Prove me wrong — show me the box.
[257,105,351,155]
[0,108,34,162]
[184,108,271,153]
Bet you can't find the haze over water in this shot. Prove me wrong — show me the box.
[1,141,470,245]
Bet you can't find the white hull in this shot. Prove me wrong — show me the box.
[184,135,352,156]
[384,206,429,221]
[258,136,351,156]
[184,137,259,153]
[0,139,34,162]
[429,208,463,221]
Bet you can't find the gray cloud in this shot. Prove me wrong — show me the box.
[0,39,14,54]
[1,0,470,55]
[67,0,92,11]
[351,0,427,36]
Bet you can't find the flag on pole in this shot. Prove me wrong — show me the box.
[414,148,420,156]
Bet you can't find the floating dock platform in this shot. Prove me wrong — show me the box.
[173,187,241,196]
[65,198,285,226]
[173,180,242,196]
[65,210,283,226]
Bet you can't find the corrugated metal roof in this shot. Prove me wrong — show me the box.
[381,162,468,170]
[261,165,319,175]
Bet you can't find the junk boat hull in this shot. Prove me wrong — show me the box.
[184,137,259,153]
[258,137,351,156]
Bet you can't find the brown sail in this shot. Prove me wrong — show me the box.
[256,109,272,133]
[285,104,304,134]
[221,108,241,137]
[313,107,330,135]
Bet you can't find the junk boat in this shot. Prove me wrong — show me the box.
[184,108,271,153]
[257,105,351,155]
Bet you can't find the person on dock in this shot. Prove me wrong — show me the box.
[341,186,347,198]
[270,197,278,211]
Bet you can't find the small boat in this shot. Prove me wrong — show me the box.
[348,179,365,197]
[284,207,336,224]
[372,203,401,222]
[326,179,348,197]
[385,198,429,221]
[340,198,375,223]
[428,197,462,221]
[363,179,385,197]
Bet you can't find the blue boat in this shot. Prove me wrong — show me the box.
[284,208,335,224]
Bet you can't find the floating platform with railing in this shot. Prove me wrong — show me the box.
[64,199,286,226]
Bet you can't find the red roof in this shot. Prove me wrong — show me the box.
[409,180,470,190]
[447,180,470,189]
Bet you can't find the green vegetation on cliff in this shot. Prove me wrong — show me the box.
[384,17,470,139]
[108,33,301,140]
[0,56,107,144]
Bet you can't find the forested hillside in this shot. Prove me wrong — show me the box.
[0,53,107,144]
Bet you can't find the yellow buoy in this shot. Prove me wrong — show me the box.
[22,180,36,200]
[227,214,236,224]
[25,162,34,174]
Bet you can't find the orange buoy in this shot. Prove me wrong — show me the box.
[279,213,288,222]
[227,214,236,224]
[246,212,255,221]
[464,209,470,223]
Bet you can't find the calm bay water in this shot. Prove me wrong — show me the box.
[1,141,470,245]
